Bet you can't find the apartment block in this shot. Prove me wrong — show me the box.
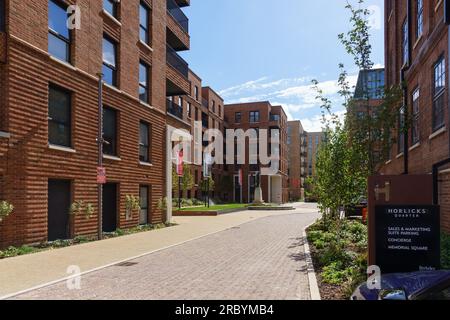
[166,69,228,202]
[0,0,191,247]
[306,132,324,177]
[287,120,308,201]
[381,0,450,231]
[224,102,289,204]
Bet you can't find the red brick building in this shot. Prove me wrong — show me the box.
[287,120,307,201]
[224,102,289,204]
[381,0,450,231]
[0,0,192,247]
[166,69,228,203]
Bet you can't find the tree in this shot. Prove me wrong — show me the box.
[338,0,402,175]
[309,0,402,222]
[172,164,195,196]
[200,177,215,193]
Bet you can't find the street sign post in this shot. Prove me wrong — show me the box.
[97,167,106,184]
[177,150,184,210]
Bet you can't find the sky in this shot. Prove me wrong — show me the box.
[182,0,385,132]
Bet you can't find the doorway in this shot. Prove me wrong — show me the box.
[48,179,71,241]
[103,183,118,232]
[233,174,242,203]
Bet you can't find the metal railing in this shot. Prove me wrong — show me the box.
[202,98,209,109]
[167,0,189,33]
[270,114,281,121]
[166,45,189,78]
[167,99,184,119]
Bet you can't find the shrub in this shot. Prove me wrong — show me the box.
[0,201,14,222]
[0,245,38,259]
[321,262,352,285]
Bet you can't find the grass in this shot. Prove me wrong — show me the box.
[0,223,175,260]
[179,203,248,212]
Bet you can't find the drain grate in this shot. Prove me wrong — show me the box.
[115,262,138,267]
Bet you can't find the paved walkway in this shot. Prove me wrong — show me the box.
[1,203,319,299]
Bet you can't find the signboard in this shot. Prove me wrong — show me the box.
[367,174,440,273]
[97,167,106,184]
[375,205,440,274]
[177,150,184,177]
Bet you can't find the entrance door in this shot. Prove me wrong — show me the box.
[48,180,71,241]
[248,174,256,203]
[233,175,242,203]
[139,185,149,225]
[103,183,118,232]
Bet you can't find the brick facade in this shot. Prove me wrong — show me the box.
[381,0,450,232]
[287,120,307,201]
[224,102,289,204]
[0,0,191,247]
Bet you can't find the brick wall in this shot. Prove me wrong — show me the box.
[382,0,450,232]
[0,0,173,247]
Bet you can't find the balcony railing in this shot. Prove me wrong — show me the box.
[166,45,189,78]
[167,98,183,119]
[167,0,189,33]
[270,114,281,121]
[202,98,209,109]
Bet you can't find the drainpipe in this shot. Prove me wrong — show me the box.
[401,0,412,175]
[97,73,104,240]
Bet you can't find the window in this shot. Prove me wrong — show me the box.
[103,0,118,18]
[103,36,117,87]
[139,2,150,45]
[402,19,409,65]
[48,0,71,63]
[194,86,199,101]
[249,111,260,123]
[187,102,191,118]
[195,107,198,120]
[433,57,446,131]
[139,61,150,103]
[219,105,222,117]
[212,100,216,113]
[417,0,423,39]
[48,85,71,147]
[103,107,117,156]
[235,112,242,123]
[139,186,149,225]
[0,0,5,32]
[412,88,420,144]
[139,121,150,163]
[398,107,405,154]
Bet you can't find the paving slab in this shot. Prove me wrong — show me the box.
[0,203,319,298]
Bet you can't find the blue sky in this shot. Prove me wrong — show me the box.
[182,0,384,131]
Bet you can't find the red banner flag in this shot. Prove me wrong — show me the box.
[177,150,184,176]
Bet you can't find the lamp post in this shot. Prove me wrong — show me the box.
[96,73,104,240]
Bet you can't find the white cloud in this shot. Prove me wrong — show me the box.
[300,110,347,132]
[219,76,311,98]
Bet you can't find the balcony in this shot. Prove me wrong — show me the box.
[269,114,281,127]
[167,99,184,120]
[167,0,189,33]
[270,114,281,121]
[167,45,188,78]
[202,112,209,128]
[202,98,209,109]
[166,0,190,51]
[166,45,190,96]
